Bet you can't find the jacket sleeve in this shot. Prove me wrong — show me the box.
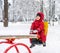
[30,22,35,34]
[37,22,44,32]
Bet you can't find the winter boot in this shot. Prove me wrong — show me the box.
[30,44,35,48]
[43,42,46,47]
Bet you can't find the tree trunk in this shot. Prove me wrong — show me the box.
[3,0,8,27]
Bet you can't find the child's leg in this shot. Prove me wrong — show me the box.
[30,38,36,48]
[31,38,38,44]
[41,35,46,42]
[40,34,46,46]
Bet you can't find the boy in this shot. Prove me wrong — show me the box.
[30,12,46,48]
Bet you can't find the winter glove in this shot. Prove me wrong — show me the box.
[30,30,38,34]
[33,30,38,33]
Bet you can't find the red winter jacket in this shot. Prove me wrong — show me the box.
[30,12,46,43]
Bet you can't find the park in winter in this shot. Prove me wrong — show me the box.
[0,0,60,53]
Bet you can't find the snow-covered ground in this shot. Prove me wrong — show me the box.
[0,22,60,53]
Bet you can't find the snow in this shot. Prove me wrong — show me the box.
[0,22,31,35]
[0,22,60,53]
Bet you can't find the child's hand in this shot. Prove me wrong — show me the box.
[30,30,38,34]
[33,30,38,33]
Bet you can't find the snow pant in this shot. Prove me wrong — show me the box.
[30,38,42,44]
[30,34,46,44]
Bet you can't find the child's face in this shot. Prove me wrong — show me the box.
[35,16,40,20]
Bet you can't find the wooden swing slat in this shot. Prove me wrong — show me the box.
[0,34,37,39]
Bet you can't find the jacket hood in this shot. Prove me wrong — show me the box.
[37,12,44,21]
